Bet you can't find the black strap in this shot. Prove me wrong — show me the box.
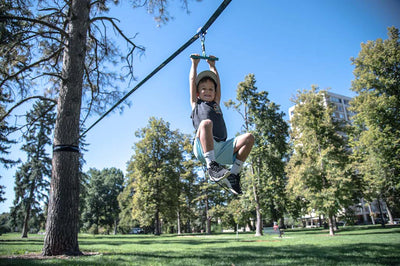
[53,145,80,153]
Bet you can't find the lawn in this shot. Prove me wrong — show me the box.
[0,225,399,265]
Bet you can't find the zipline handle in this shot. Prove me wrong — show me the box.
[190,29,219,61]
[190,54,219,61]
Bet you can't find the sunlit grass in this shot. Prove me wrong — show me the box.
[1,225,399,265]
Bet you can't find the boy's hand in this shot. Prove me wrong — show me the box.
[207,55,217,67]
[191,54,200,65]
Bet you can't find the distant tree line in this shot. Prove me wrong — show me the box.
[0,0,398,242]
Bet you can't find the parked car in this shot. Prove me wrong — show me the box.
[375,218,387,224]
[131,228,144,234]
[336,221,346,226]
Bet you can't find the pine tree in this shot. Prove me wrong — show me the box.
[11,100,55,238]
[0,88,18,202]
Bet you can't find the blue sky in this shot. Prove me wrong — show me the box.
[1,0,400,212]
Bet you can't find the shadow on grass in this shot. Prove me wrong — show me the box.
[3,242,397,266]
[1,226,400,265]
[0,239,44,245]
[100,242,400,265]
[286,224,400,236]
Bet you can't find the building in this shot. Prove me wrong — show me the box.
[288,91,353,122]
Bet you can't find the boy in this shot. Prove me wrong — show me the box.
[190,54,254,195]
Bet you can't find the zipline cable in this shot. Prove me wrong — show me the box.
[79,0,232,140]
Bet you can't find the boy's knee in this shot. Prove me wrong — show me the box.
[199,119,213,129]
[246,133,255,146]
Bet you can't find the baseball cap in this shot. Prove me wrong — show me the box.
[195,70,218,87]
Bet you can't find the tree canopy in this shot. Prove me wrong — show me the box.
[349,26,400,220]
[125,117,185,235]
[286,87,354,235]
[225,73,289,235]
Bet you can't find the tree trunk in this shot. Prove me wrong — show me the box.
[154,209,161,235]
[279,212,285,229]
[333,215,338,231]
[368,203,375,224]
[251,163,262,237]
[361,198,368,224]
[328,215,335,236]
[177,210,181,235]
[386,203,394,224]
[21,201,31,238]
[377,197,386,228]
[42,0,89,256]
[22,181,36,238]
[253,183,263,236]
[205,193,211,235]
[186,219,191,233]
[113,219,118,235]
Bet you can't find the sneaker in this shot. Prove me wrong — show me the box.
[208,161,230,182]
[227,173,242,195]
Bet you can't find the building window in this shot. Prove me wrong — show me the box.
[330,96,342,104]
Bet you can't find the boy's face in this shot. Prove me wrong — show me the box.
[198,79,216,102]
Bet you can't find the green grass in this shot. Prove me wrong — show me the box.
[0,225,399,265]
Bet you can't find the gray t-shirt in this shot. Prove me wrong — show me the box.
[191,99,227,142]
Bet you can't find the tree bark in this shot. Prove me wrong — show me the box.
[386,202,394,224]
[21,201,31,238]
[361,198,368,224]
[368,203,375,224]
[154,209,161,235]
[177,210,181,235]
[253,183,263,236]
[205,192,211,235]
[42,0,89,256]
[377,197,386,228]
[114,219,118,235]
[333,215,338,231]
[253,164,262,236]
[21,180,36,238]
[328,215,335,236]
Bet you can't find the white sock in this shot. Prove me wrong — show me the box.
[204,150,215,168]
[230,159,244,175]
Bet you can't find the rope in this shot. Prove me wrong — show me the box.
[79,0,232,140]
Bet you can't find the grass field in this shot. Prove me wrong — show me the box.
[0,225,399,265]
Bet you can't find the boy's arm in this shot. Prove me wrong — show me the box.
[190,55,200,110]
[207,56,221,104]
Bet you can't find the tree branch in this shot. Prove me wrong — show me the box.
[0,15,68,38]
[0,48,63,88]
[0,96,57,123]
[90,16,145,51]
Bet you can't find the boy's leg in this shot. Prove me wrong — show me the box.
[233,133,255,162]
[196,119,229,181]
[227,133,255,195]
[196,119,214,166]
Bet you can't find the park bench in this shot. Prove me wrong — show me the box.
[263,226,283,238]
